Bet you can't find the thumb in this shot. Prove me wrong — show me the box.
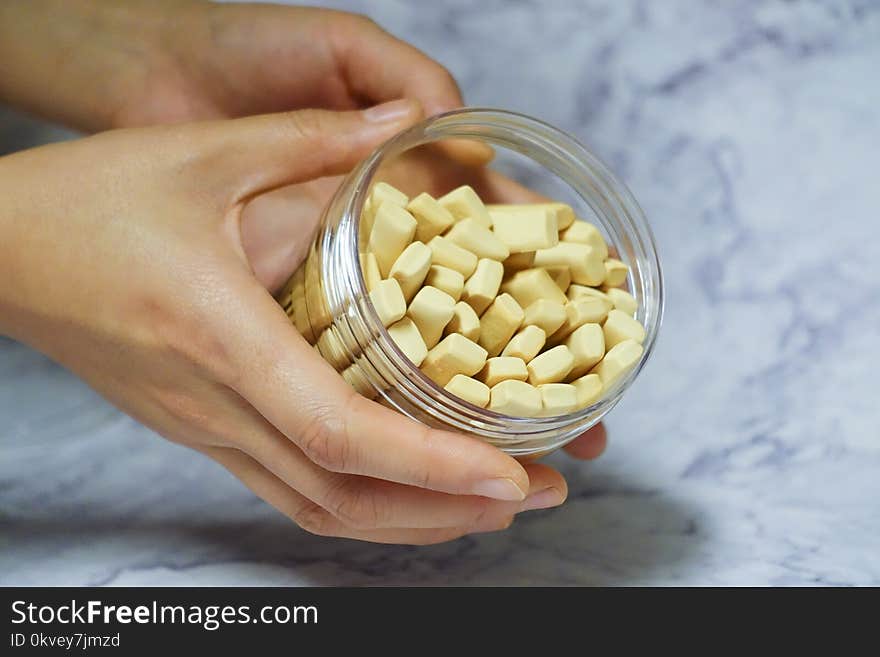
[195,99,422,200]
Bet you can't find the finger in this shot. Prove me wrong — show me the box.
[192,100,422,200]
[328,15,493,165]
[563,423,608,460]
[205,446,504,544]
[330,15,462,118]
[221,273,530,501]
[518,462,569,511]
[240,418,565,529]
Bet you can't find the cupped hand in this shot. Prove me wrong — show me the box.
[0,101,575,544]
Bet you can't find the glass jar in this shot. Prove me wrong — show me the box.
[278,108,663,457]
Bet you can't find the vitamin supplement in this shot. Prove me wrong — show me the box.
[362,182,408,246]
[438,185,493,229]
[564,323,605,379]
[538,383,579,416]
[421,333,488,387]
[462,258,504,316]
[488,202,575,230]
[478,293,525,357]
[369,181,409,209]
[500,268,568,307]
[533,242,605,286]
[359,252,382,293]
[445,301,481,342]
[503,251,536,272]
[407,286,457,348]
[603,258,629,287]
[527,345,575,385]
[477,356,529,387]
[603,287,638,316]
[560,220,608,259]
[571,373,603,407]
[590,339,643,387]
[444,374,490,408]
[549,296,613,343]
[369,278,407,327]
[542,265,571,292]
[602,309,646,349]
[427,235,478,278]
[389,241,432,302]
[488,379,542,417]
[490,208,558,253]
[521,299,567,336]
[424,265,464,302]
[501,325,546,363]
[387,317,428,367]
[567,284,610,303]
[445,218,510,261]
[369,202,417,277]
[407,192,455,243]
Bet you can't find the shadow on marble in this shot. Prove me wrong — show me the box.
[3,462,705,586]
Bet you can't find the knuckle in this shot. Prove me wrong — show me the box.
[411,425,435,489]
[281,110,352,176]
[299,394,360,472]
[299,408,351,472]
[323,479,390,530]
[284,110,326,142]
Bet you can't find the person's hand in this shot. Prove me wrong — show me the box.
[0,0,606,474]
[0,0,489,164]
[0,102,576,544]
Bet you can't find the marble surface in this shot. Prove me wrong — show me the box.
[2,0,879,586]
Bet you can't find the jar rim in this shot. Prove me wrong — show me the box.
[339,107,664,452]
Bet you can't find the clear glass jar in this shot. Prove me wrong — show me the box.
[278,108,663,457]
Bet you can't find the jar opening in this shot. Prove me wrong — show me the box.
[332,108,663,454]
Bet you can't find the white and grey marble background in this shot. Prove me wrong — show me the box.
[2,0,879,586]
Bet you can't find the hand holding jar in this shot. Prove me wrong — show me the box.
[0,1,625,545]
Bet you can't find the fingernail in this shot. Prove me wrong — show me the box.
[519,487,565,512]
[363,99,417,124]
[472,477,527,501]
